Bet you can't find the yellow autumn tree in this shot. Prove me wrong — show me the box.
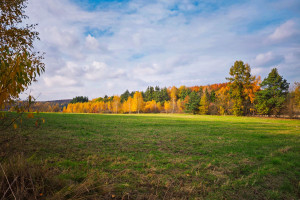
[153,100,158,112]
[164,101,171,113]
[107,101,112,113]
[99,101,106,113]
[144,100,158,113]
[177,99,184,113]
[216,86,231,115]
[199,93,209,115]
[132,92,144,114]
[170,86,178,113]
[122,96,132,113]
[90,103,97,113]
[66,104,72,113]
[112,95,121,113]
[157,102,162,113]
[0,0,45,109]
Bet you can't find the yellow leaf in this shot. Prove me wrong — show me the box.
[42,118,45,123]
[13,123,18,129]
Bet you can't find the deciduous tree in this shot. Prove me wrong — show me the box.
[199,92,209,115]
[164,101,171,113]
[0,0,45,108]
[112,95,121,113]
[226,61,254,116]
[132,91,144,114]
[170,86,178,113]
[215,85,231,115]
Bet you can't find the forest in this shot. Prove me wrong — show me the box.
[22,63,299,117]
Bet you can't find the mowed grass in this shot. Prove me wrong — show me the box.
[1,113,300,199]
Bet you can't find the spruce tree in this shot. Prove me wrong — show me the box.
[255,68,289,116]
[185,91,200,114]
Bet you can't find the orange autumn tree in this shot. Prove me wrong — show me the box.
[244,76,261,114]
[97,101,106,113]
[123,96,133,113]
[144,100,159,113]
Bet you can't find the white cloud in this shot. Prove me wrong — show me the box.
[84,61,107,80]
[85,35,99,50]
[269,20,296,41]
[44,75,78,87]
[253,51,284,67]
[133,63,161,76]
[251,67,271,77]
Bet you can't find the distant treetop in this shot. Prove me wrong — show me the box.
[70,96,89,103]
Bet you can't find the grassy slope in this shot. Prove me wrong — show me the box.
[1,113,300,199]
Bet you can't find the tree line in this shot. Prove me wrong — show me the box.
[27,61,299,117]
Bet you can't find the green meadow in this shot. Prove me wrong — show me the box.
[1,113,299,199]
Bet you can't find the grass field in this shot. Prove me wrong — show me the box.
[1,113,300,199]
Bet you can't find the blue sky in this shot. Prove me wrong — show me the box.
[24,0,300,100]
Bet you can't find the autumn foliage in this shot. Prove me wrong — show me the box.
[0,0,45,108]
[57,62,297,116]
[61,83,256,115]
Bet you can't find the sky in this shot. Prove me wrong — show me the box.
[23,0,300,101]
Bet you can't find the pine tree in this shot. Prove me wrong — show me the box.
[185,91,200,114]
[120,90,130,102]
[255,68,289,116]
[144,86,155,102]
